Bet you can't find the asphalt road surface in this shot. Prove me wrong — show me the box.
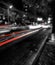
[0,28,51,65]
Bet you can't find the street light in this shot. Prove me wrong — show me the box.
[9,5,13,9]
[7,5,13,24]
[37,17,43,21]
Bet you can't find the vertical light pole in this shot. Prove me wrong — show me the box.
[7,5,13,24]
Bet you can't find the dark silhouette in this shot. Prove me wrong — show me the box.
[51,0,55,33]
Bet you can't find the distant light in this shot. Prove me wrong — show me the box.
[0,20,2,23]
[25,9,28,11]
[9,5,13,9]
[37,17,43,21]
[48,20,51,23]
[5,21,8,24]
[23,14,26,17]
[28,25,41,29]
[24,5,28,8]
[36,5,39,8]
[48,17,51,21]
[48,17,52,23]
[29,5,32,7]
[3,17,5,20]
[48,0,52,2]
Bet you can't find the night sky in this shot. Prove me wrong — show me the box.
[0,0,23,10]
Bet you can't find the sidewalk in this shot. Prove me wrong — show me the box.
[37,40,55,65]
[47,39,55,45]
[47,33,55,45]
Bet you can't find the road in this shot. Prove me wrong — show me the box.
[0,27,51,65]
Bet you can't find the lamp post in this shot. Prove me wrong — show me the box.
[7,5,13,24]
